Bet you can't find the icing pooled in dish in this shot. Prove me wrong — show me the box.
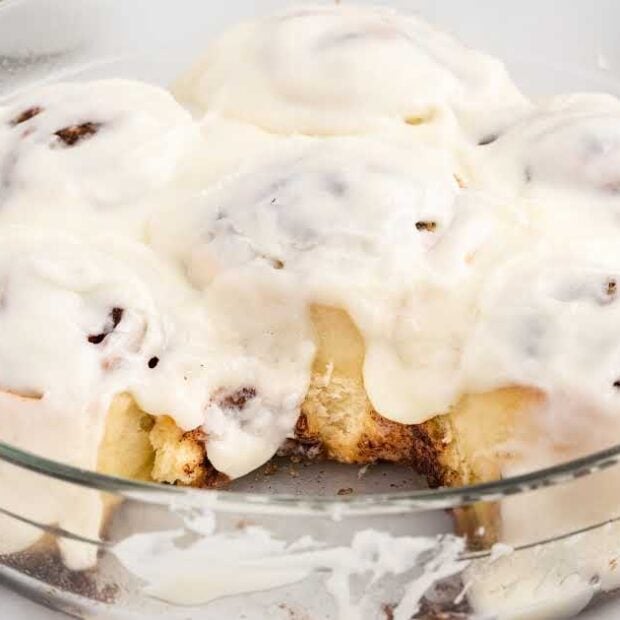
[173,4,526,135]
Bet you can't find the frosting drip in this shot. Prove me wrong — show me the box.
[3,5,620,574]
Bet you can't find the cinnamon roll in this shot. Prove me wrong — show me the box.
[173,4,526,136]
[0,80,203,238]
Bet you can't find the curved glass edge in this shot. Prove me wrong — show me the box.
[1,438,619,513]
[0,0,619,517]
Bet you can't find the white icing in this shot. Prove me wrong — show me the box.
[112,514,465,620]
[467,516,620,619]
[3,9,620,617]
[464,239,620,440]
[173,4,526,136]
[0,79,204,239]
[150,136,497,425]
[0,227,204,567]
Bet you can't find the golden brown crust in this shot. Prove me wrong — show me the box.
[95,309,547,551]
[149,416,228,488]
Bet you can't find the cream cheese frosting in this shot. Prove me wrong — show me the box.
[3,4,620,587]
[173,4,527,136]
[150,136,497,425]
[0,79,205,239]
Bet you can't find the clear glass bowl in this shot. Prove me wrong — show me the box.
[2,1,620,618]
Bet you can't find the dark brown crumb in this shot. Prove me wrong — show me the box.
[278,413,326,461]
[111,307,123,328]
[88,333,107,345]
[614,380,620,389]
[200,462,230,488]
[263,461,279,476]
[148,356,160,369]
[217,386,257,410]
[414,583,471,619]
[337,487,354,496]
[277,437,325,461]
[605,278,617,300]
[415,221,438,232]
[54,122,101,147]
[414,599,470,619]
[10,106,43,126]
[88,307,124,345]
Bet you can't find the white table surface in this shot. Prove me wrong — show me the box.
[0,582,618,620]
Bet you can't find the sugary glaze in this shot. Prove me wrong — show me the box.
[2,4,620,583]
[150,136,497,431]
[0,80,208,241]
[173,4,526,136]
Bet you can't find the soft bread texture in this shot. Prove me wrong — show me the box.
[421,388,544,546]
[96,311,544,547]
[97,393,155,481]
[97,394,228,489]
[298,305,421,465]
[149,416,228,488]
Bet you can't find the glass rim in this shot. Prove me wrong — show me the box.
[1,438,619,514]
[2,0,620,518]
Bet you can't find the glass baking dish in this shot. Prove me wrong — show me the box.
[2,0,620,618]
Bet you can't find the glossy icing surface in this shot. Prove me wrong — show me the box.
[2,5,620,579]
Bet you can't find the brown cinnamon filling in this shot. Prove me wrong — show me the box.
[215,386,257,410]
[54,122,101,147]
[10,106,43,126]
[606,278,617,298]
[415,220,438,232]
[87,307,124,345]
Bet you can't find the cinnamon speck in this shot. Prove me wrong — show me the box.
[605,278,617,299]
[218,386,257,410]
[87,307,124,345]
[10,106,43,126]
[415,221,438,232]
[54,122,101,147]
[263,462,279,476]
[111,307,124,328]
[87,333,106,345]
